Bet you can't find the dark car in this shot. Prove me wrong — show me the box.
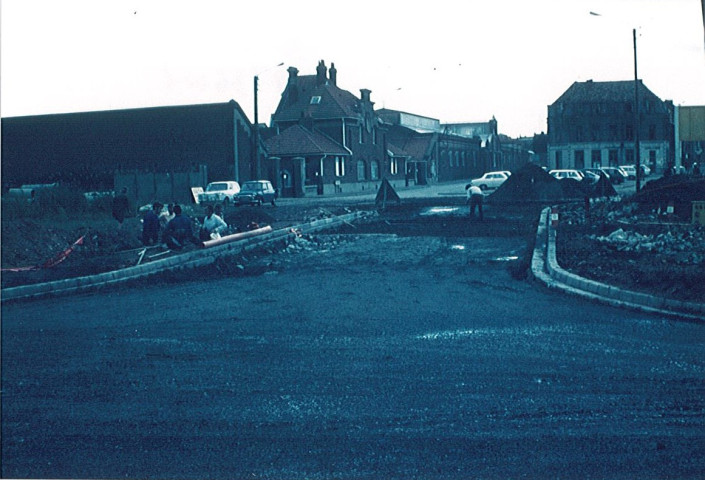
[233,180,277,206]
[599,167,627,184]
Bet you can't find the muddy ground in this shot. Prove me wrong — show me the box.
[2,195,704,304]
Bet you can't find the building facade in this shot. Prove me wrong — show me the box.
[265,61,394,197]
[547,80,673,174]
[1,101,258,192]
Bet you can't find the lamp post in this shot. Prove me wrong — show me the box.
[633,28,641,192]
[253,62,284,180]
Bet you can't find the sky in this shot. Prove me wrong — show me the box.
[1,0,704,138]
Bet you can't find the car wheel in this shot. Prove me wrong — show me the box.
[271,198,276,206]
[479,184,488,191]
[223,197,229,207]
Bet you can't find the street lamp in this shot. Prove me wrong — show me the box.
[633,28,641,192]
[590,12,641,192]
[253,62,284,180]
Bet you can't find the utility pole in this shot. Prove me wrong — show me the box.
[253,74,260,180]
[633,28,641,192]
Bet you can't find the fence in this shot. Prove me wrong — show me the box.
[115,165,208,207]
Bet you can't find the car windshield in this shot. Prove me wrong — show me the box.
[206,183,229,192]
[240,182,262,193]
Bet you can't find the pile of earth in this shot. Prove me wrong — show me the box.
[487,163,617,205]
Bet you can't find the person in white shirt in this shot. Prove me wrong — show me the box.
[200,205,228,241]
[466,183,484,221]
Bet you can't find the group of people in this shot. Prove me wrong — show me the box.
[141,202,229,250]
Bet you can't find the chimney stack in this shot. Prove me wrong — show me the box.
[329,62,337,86]
[287,67,299,105]
[316,60,328,85]
[360,88,371,103]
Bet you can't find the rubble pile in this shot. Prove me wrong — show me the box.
[590,227,705,264]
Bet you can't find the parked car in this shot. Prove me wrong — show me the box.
[599,167,627,184]
[470,171,510,190]
[233,180,278,206]
[639,164,651,176]
[580,169,602,183]
[198,181,240,206]
[619,165,637,180]
[548,169,584,181]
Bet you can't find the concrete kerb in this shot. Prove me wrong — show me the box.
[1,210,373,303]
[531,207,705,322]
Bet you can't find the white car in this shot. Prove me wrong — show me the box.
[549,169,584,181]
[470,171,511,190]
[619,165,637,180]
[198,181,240,206]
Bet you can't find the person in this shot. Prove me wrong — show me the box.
[466,183,484,220]
[214,203,225,223]
[199,204,228,241]
[162,204,196,250]
[159,203,175,231]
[142,202,162,246]
[112,187,130,224]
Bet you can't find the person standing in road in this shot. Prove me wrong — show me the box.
[466,183,484,221]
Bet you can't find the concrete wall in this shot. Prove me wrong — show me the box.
[115,166,208,206]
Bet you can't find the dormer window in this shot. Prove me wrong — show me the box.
[310,96,321,105]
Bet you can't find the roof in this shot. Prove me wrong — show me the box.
[274,75,363,122]
[552,80,663,104]
[264,124,350,157]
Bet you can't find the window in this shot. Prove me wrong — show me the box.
[335,157,345,177]
[626,125,634,140]
[390,158,398,175]
[648,124,656,140]
[574,150,585,169]
[555,150,562,169]
[608,149,618,166]
[370,160,379,180]
[357,160,366,181]
[310,96,321,104]
[625,149,635,164]
[591,150,601,168]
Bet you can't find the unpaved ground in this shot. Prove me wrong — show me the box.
[2,195,704,303]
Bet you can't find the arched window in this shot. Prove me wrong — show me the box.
[370,160,379,180]
[357,160,366,181]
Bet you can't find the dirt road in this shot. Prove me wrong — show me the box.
[3,204,704,479]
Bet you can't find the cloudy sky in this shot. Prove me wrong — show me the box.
[2,0,704,138]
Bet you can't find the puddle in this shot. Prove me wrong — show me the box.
[419,206,461,216]
[491,255,519,262]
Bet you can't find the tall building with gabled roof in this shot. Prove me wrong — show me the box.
[547,79,673,173]
[266,60,397,197]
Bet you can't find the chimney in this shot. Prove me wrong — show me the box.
[287,66,299,105]
[360,88,371,103]
[329,62,337,86]
[316,60,327,85]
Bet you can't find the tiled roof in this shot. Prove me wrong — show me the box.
[264,124,350,157]
[274,75,362,122]
[387,142,410,157]
[554,80,662,104]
